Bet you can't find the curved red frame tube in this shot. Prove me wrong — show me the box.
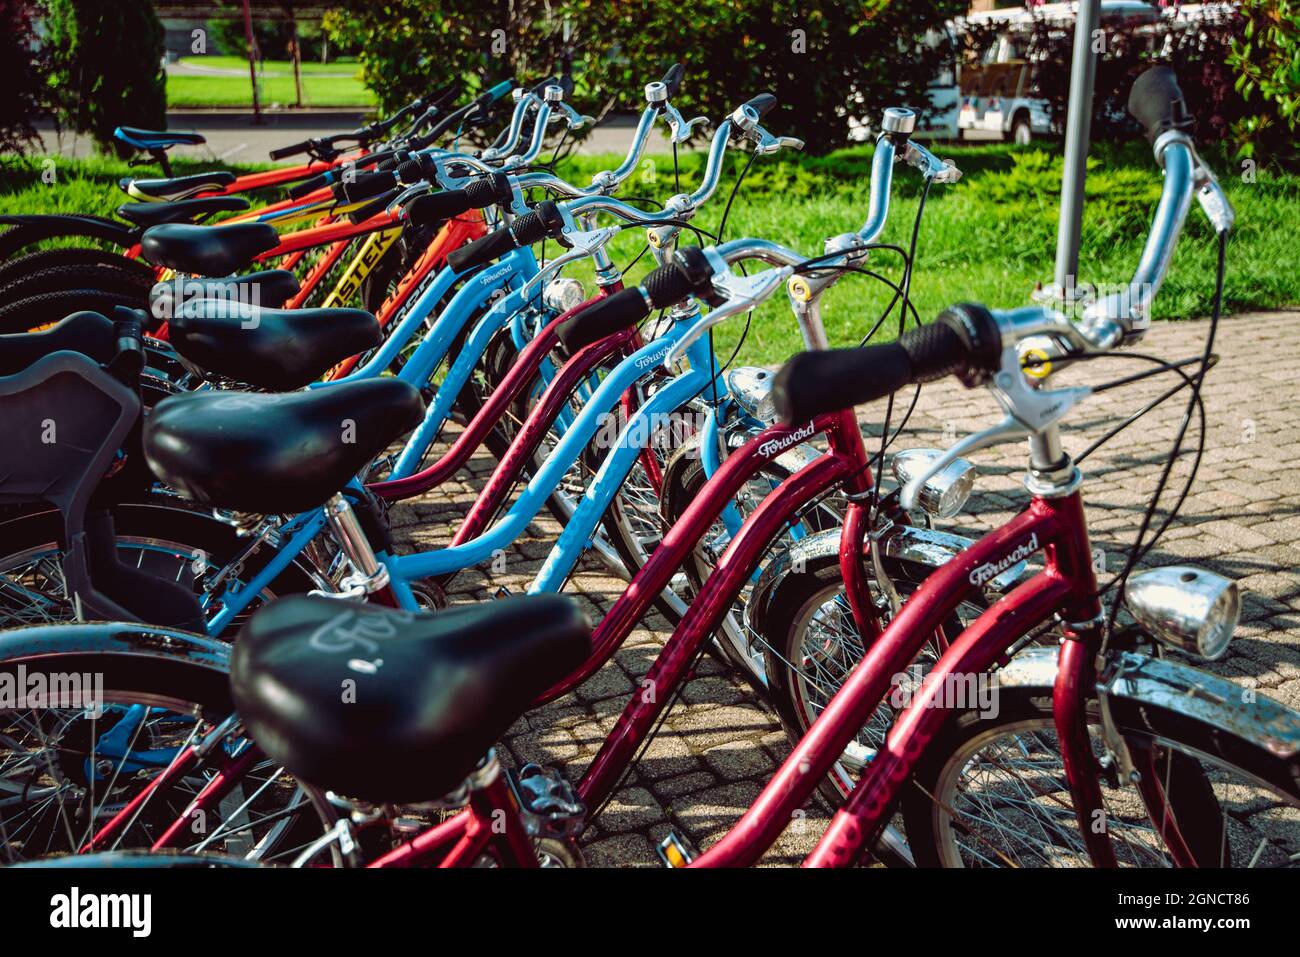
[368,288,621,502]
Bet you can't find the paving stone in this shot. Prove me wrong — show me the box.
[388,311,1300,866]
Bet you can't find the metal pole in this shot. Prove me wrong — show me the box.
[1053,0,1102,298]
[242,0,263,124]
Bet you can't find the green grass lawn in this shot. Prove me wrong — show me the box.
[2,141,1296,364]
[551,141,1300,363]
[167,58,373,108]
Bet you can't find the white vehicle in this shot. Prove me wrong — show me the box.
[850,1,1173,144]
[957,2,1162,143]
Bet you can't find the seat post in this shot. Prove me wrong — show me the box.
[150,148,174,179]
[319,493,391,598]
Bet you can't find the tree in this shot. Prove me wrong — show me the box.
[323,0,966,155]
[1228,0,1300,160]
[0,0,50,155]
[44,0,167,155]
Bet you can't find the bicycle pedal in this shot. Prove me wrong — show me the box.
[657,832,696,868]
[509,764,585,839]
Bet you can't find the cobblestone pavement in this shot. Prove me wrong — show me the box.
[389,310,1300,867]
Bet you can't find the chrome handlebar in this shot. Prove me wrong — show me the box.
[897,134,1233,509]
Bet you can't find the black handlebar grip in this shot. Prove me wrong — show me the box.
[269,140,312,161]
[337,169,398,203]
[430,83,460,109]
[396,157,425,184]
[287,172,331,200]
[509,200,566,247]
[744,93,778,118]
[1128,66,1194,142]
[406,190,473,226]
[463,172,513,209]
[556,288,650,353]
[348,188,401,225]
[773,344,912,425]
[447,227,517,273]
[642,259,696,309]
[661,63,685,99]
[772,304,1002,424]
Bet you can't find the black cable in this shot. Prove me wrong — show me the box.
[865,178,932,520]
[1077,362,1213,463]
[620,242,653,274]
[1103,230,1227,631]
[793,243,912,274]
[717,152,757,244]
[615,217,719,247]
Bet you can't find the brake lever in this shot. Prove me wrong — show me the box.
[663,265,794,368]
[387,183,433,217]
[662,101,709,144]
[901,141,961,185]
[516,225,618,298]
[1191,157,1235,235]
[553,101,596,132]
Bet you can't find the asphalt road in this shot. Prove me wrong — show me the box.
[34,111,683,168]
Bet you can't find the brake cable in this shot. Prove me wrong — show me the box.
[1102,230,1227,637]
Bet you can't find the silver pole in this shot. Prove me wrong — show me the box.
[1053,0,1103,296]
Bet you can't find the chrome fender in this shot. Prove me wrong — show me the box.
[993,647,1300,796]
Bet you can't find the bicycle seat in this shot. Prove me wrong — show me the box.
[114,126,206,150]
[148,269,301,314]
[120,171,237,202]
[231,594,592,803]
[143,378,424,514]
[116,196,249,228]
[0,311,116,377]
[140,223,279,276]
[168,300,380,389]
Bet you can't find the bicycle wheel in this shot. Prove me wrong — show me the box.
[901,681,1300,867]
[0,288,148,335]
[0,641,337,864]
[0,248,154,296]
[655,432,843,662]
[0,499,326,635]
[760,554,986,806]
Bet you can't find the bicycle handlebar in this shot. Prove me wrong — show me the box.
[445,199,567,272]
[771,67,1230,426]
[555,248,716,351]
[403,173,514,227]
[772,304,1003,423]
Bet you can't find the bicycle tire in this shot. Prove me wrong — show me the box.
[900,681,1300,867]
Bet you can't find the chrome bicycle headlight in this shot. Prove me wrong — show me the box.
[1123,566,1240,661]
[542,277,586,315]
[726,366,777,424]
[891,448,976,519]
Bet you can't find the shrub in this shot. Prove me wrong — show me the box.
[44,0,166,155]
[323,0,966,155]
[1227,0,1300,161]
[0,0,49,155]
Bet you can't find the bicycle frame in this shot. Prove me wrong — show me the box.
[358,405,1106,868]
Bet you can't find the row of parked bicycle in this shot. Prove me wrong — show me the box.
[0,62,1295,868]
